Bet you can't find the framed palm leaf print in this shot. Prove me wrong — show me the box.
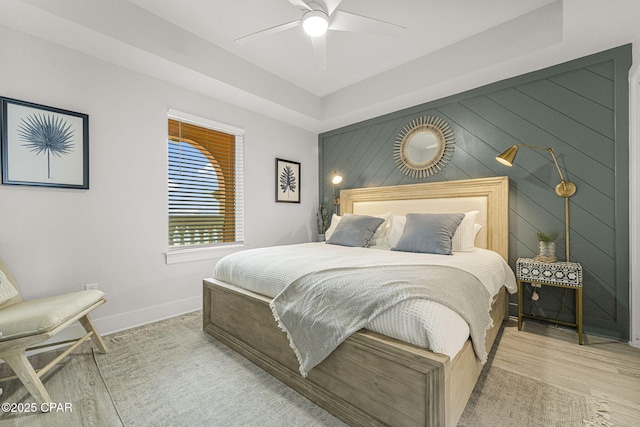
[275,158,300,203]
[1,97,89,189]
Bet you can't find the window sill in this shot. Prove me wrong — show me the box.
[165,244,244,265]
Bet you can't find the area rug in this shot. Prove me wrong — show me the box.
[458,364,611,426]
[94,312,610,426]
[93,312,344,426]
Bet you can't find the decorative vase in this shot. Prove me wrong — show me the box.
[534,241,557,263]
[317,233,325,242]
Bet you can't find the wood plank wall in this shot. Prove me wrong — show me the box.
[318,45,632,340]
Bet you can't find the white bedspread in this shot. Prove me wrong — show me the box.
[213,243,516,360]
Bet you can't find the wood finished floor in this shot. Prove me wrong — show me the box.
[493,320,640,426]
[0,318,638,426]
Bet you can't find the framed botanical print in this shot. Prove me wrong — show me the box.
[275,158,300,203]
[1,97,89,189]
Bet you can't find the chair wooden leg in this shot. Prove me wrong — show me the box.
[78,315,108,354]
[3,351,51,405]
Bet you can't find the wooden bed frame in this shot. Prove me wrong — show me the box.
[203,176,509,426]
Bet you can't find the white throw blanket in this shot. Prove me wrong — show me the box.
[270,264,493,377]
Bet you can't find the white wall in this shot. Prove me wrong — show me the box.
[0,25,318,334]
[631,55,640,348]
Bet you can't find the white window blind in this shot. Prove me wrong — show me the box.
[168,110,244,248]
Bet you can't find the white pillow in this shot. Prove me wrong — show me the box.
[324,214,342,240]
[325,212,391,246]
[383,215,407,248]
[368,212,392,246]
[452,210,479,252]
[474,223,482,239]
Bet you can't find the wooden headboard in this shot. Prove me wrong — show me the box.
[340,176,509,261]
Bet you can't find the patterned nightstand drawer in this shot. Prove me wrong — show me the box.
[516,257,582,287]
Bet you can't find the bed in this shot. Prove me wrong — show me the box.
[203,176,513,426]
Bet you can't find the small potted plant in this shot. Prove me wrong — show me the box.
[534,231,559,263]
[316,204,328,242]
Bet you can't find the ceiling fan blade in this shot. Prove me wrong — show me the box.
[310,33,327,70]
[322,0,343,15]
[287,0,312,11]
[329,10,405,37]
[235,20,301,44]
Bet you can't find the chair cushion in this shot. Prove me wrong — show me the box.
[0,290,105,341]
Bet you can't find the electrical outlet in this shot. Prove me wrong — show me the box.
[85,283,98,291]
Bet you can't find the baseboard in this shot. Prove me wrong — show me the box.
[92,295,202,336]
[20,295,202,357]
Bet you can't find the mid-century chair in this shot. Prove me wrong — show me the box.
[0,258,107,404]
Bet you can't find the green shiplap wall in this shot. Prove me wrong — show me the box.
[319,45,632,340]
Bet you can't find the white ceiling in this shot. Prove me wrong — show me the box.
[127,0,555,97]
[1,0,639,133]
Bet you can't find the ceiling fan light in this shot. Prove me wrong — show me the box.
[303,11,329,37]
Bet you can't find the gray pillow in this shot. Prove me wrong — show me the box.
[392,213,465,255]
[326,214,385,247]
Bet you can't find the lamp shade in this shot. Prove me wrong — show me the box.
[495,145,519,167]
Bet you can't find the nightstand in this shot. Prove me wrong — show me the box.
[516,257,583,344]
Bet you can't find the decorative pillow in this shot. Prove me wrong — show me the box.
[0,269,19,305]
[452,210,480,252]
[325,212,391,246]
[326,214,385,247]
[392,213,465,255]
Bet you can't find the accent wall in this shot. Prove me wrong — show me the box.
[319,45,631,340]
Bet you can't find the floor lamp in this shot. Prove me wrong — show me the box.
[496,144,577,261]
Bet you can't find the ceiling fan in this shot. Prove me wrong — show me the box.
[234,0,406,69]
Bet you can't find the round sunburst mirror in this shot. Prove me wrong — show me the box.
[394,116,455,178]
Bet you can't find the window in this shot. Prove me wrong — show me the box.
[167,110,244,250]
